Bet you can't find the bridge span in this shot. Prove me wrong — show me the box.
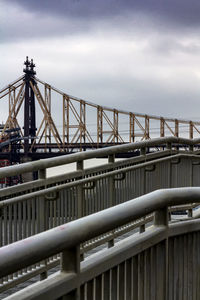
[0,137,199,299]
[1,57,200,162]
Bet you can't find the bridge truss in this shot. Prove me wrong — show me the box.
[1,58,200,159]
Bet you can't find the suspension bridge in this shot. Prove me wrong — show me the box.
[1,57,200,161]
[0,59,200,299]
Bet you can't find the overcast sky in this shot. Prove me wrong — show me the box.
[1,0,200,122]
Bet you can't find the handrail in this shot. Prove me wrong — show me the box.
[0,136,199,179]
[0,149,174,199]
[0,187,200,278]
[0,152,198,206]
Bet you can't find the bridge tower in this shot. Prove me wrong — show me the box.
[23,56,37,155]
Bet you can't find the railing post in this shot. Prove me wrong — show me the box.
[141,147,146,156]
[154,207,168,226]
[139,223,145,233]
[38,168,48,280]
[189,144,194,152]
[154,207,168,300]
[108,154,115,248]
[188,208,193,218]
[61,246,80,299]
[166,142,172,151]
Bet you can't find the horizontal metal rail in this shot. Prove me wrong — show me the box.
[1,187,200,299]
[0,152,196,206]
[0,139,200,294]
[0,140,199,292]
[0,136,197,179]
[0,187,200,278]
[0,148,174,199]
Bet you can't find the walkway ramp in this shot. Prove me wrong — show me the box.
[0,137,200,299]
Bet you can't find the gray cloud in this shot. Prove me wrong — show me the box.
[1,0,200,127]
[5,0,200,28]
[2,0,200,47]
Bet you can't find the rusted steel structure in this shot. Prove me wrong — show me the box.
[0,57,200,158]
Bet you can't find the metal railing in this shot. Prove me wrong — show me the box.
[0,137,200,292]
[1,188,200,299]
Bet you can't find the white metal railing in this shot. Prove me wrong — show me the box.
[0,137,200,295]
[1,188,200,299]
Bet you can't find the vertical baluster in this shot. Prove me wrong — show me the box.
[49,201,53,229]
[197,232,200,300]
[53,199,57,228]
[188,234,193,299]
[192,233,197,300]
[124,168,127,203]
[64,189,68,223]
[32,198,36,235]
[57,192,61,226]
[95,275,103,300]
[111,266,118,299]
[23,201,26,238]
[18,202,22,276]
[80,284,86,300]
[150,247,156,300]
[13,203,17,242]
[23,201,28,275]
[108,155,115,248]
[72,187,75,220]
[8,204,12,244]
[144,249,150,300]
[183,234,188,300]
[27,198,31,236]
[27,200,32,272]
[77,161,84,219]
[38,169,48,280]
[67,186,69,221]
[87,280,94,299]
[125,259,131,300]
[3,205,7,248]
[61,191,64,224]
[178,236,184,300]
[85,179,88,215]
[8,204,13,280]
[3,206,8,283]
[0,205,2,284]
[31,198,37,271]
[119,262,125,300]
[138,253,144,300]
[103,270,111,300]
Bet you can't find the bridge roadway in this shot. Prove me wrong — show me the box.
[0,137,199,299]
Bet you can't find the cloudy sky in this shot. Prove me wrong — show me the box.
[1,0,200,122]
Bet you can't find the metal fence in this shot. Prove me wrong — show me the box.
[0,137,200,293]
[0,188,200,299]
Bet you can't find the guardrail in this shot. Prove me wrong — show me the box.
[0,137,200,292]
[0,136,198,180]
[1,188,200,299]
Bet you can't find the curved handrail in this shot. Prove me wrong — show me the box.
[0,136,199,179]
[0,187,200,278]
